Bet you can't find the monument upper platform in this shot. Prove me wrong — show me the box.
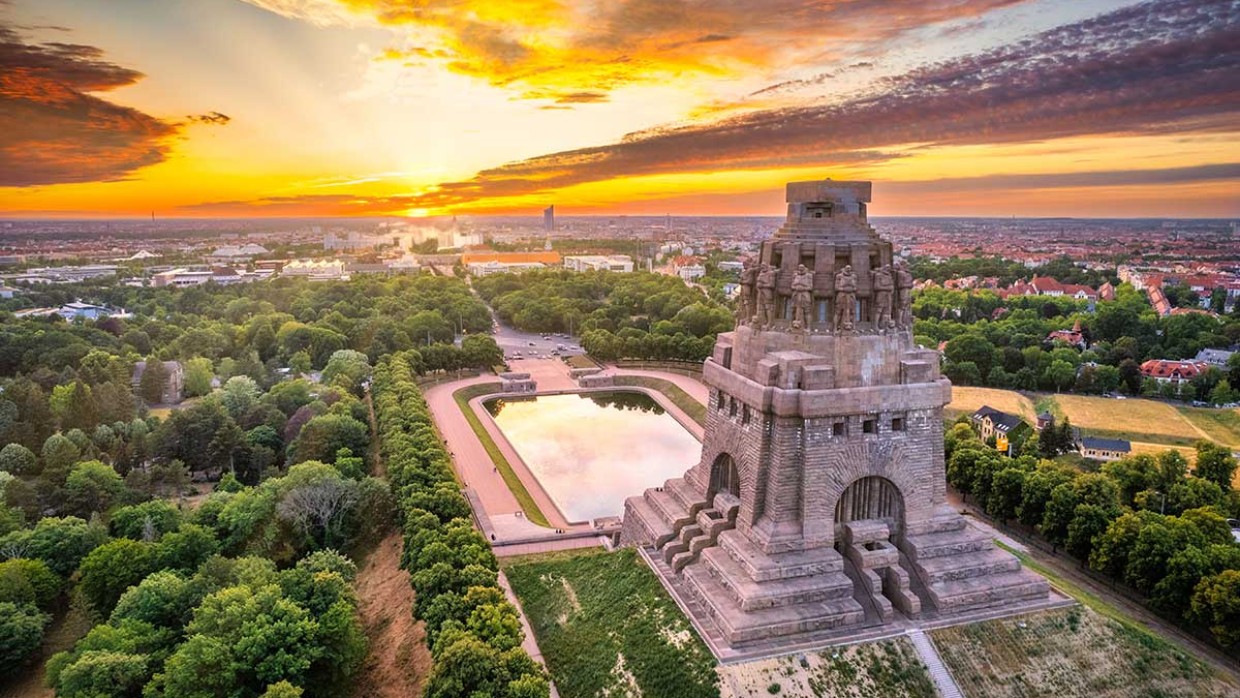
[776,179,876,243]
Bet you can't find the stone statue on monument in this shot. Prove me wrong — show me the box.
[736,258,757,326]
[894,259,914,329]
[833,265,857,332]
[790,264,814,330]
[872,264,895,330]
[756,264,778,329]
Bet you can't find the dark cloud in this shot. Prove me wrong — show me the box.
[887,163,1240,195]
[0,25,181,186]
[188,111,232,125]
[553,91,609,104]
[386,0,1240,209]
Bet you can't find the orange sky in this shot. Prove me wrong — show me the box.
[0,0,1237,218]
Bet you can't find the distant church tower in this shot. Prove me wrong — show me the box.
[621,180,1051,656]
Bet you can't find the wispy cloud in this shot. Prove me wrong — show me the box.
[357,0,1240,210]
[0,24,227,187]
[242,0,1025,103]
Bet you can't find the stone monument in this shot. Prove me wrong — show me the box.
[621,179,1050,656]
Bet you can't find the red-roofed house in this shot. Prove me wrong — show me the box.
[1140,359,1208,385]
[1047,319,1086,348]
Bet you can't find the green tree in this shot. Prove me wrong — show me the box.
[290,414,369,467]
[0,443,37,475]
[0,558,61,610]
[322,350,373,396]
[65,460,125,516]
[54,650,150,698]
[78,539,156,615]
[1193,441,1237,492]
[1045,359,1077,392]
[1066,504,1114,561]
[183,357,215,397]
[0,515,108,576]
[159,585,322,696]
[461,334,504,368]
[139,359,170,404]
[1040,481,1080,546]
[0,600,49,666]
[1190,570,1240,647]
[154,523,220,573]
[221,376,262,420]
[110,500,183,541]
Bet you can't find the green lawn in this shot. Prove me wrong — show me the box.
[503,548,718,698]
[613,375,707,426]
[452,382,550,527]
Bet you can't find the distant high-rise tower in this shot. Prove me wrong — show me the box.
[544,205,555,233]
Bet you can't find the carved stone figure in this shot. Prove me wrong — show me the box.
[872,264,895,330]
[894,259,914,329]
[790,264,814,330]
[756,264,778,328]
[736,259,758,326]
[833,265,857,331]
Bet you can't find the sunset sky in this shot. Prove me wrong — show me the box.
[1,0,1237,218]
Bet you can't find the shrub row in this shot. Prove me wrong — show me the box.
[372,355,549,698]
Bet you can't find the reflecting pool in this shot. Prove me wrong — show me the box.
[484,391,701,522]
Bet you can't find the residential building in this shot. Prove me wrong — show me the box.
[1140,359,1209,384]
[1046,318,1086,348]
[1077,436,1131,461]
[131,360,185,404]
[1195,348,1235,368]
[971,405,1031,452]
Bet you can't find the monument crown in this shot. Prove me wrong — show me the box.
[779,179,875,242]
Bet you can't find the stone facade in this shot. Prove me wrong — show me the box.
[621,180,1049,652]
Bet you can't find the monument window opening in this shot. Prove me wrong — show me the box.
[729,398,738,417]
[891,417,905,432]
[742,405,751,425]
[832,421,846,437]
[816,300,828,324]
[863,418,877,434]
[709,453,741,499]
[835,476,904,531]
[717,390,726,411]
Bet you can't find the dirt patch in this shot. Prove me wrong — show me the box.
[717,638,935,698]
[351,532,431,698]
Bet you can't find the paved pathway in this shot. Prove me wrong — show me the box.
[906,628,963,698]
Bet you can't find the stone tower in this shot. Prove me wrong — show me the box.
[621,180,1050,654]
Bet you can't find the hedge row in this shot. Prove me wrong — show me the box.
[372,355,549,698]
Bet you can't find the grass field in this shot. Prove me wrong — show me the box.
[1179,407,1240,449]
[948,387,1223,449]
[945,387,1036,422]
[451,382,550,527]
[564,354,598,370]
[1052,393,1207,446]
[613,375,707,426]
[718,638,935,698]
[503,548,718,698]
[932,606,1236,698]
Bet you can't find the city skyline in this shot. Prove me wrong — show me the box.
[1,0,1237,219]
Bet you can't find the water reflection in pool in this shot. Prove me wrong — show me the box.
[484,391,701,522]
